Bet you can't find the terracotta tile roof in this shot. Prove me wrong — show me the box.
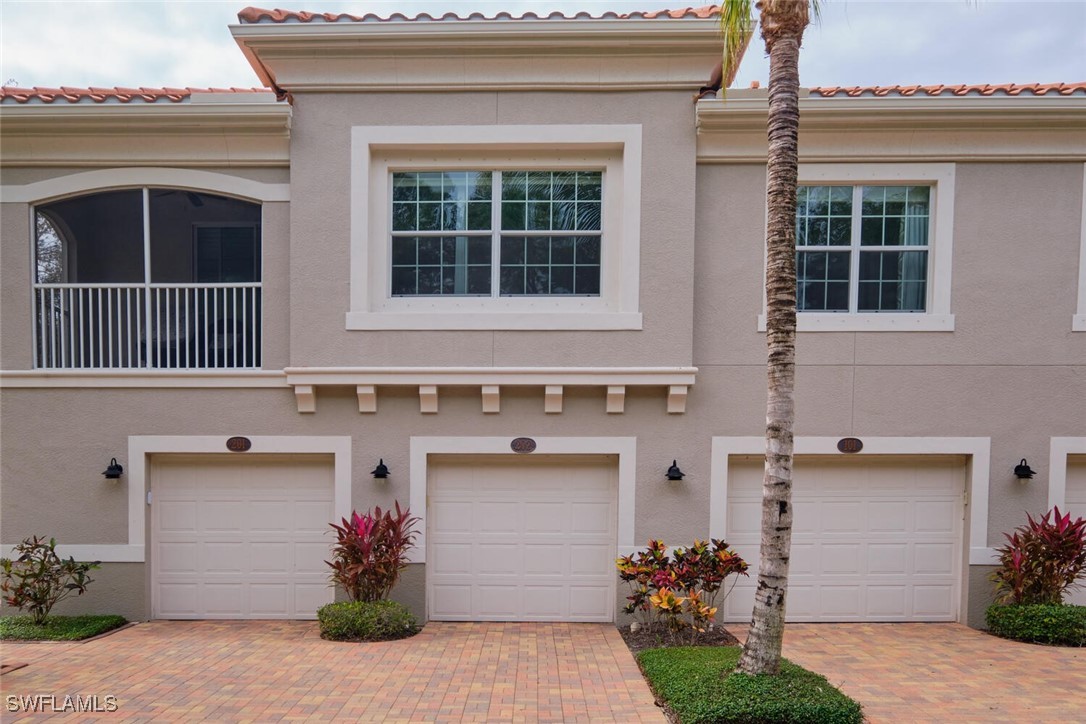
[810,82,1086,97]
[236,5,720,24]
[0,86,271,104]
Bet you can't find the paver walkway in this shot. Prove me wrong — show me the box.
[731,622,1086,723]
[1,621,664,722]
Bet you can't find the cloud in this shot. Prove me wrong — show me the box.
[2,1,1083,90]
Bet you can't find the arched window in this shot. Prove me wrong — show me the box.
[33,189,262,369]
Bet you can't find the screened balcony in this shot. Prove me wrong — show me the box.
[33,189,262,369]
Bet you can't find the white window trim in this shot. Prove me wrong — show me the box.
[408,436,637,564]
[757,163,956,332]
[2,435,351,562]
[1047,437,1086,510]
[708,436,993,566]
[348,125,642,330]
[1074,164,1086,331]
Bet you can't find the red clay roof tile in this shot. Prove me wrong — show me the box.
[809,82,1086,97]
[236,5,721,24]
[0,86,272,104]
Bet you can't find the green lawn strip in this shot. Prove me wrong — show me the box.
[1,615,127,641]
[637,646,863,724]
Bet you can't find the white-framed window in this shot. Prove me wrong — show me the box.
[389,170,602,298]
[759,163,956,332]
[348,125,642,330]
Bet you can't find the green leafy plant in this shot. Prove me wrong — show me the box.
[990,506,1086,605]
[317,600,420,642]
[0,536,100,625]
[326,503,419,602]
[1,614,126,641]
[617,539,748,642]
[985,603,1085,646]
[638,646,863,724]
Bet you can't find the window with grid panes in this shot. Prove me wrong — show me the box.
[390,170,602,297]
[796,185,931,313]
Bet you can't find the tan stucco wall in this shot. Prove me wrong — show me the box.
[285,90,697,368]
[693,161,1086,544]
[2,99,1084,627]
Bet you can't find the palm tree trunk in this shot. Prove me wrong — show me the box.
[736,17,802,677]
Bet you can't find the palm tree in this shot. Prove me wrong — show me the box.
[717,0,815,676]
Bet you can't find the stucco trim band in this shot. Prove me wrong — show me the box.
[708,436,993,565]
[408,436,637,564]
[1,436,353,562]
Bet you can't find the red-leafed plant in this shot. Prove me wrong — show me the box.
[327,503,419,602]
[991,506,1086,605]
[617,539,748,642]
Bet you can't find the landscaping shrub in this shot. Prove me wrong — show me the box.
[990,506,1086,605]
[638,646,863,724]
[317,600,419,641]
[1,614,126,641]
[1,536,100,625]
[617,539,748,643]
[327,503,419,602]
[985,603,1086,646]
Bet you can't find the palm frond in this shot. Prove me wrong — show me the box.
[719,1,756,94]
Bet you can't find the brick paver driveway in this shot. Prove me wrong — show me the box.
[1,621,664,722]
[736,622,1086,723]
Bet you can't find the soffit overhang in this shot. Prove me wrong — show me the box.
[697,90,1086,163]
[229,18,728,93]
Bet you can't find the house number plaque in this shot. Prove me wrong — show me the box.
[510,437,537,454]
[226,436,252,452]
[837,437,863,454]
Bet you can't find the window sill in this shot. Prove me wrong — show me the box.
[757,313,955,332]
[346,311,643,331]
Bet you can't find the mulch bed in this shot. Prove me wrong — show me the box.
[618,623,740,654]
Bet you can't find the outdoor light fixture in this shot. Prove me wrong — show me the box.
[102,458,124,480]
[666,460,685,481]
[1013,458,1036,480]
[371,459,390,479]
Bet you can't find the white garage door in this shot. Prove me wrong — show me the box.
[152,454,335,619]
[1065,457,1086,606]
[725,456,964,622]
[428,456,616,622]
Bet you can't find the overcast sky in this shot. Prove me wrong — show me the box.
[1,1,1083,90]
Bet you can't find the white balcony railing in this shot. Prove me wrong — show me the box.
[33,283,261,369]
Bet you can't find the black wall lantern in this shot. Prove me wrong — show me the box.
[1013,458,1036,480]
[666,460,685,481]
[102,458,124,479]
[371,459,390,479]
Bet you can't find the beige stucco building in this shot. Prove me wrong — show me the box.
[2,7,1085,628]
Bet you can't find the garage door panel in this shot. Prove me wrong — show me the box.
[725,458,963,622]
[477,544,520,574]
[821,502,863,532]
[868,586,907,616]
[869,544,907,574]
[428,458,616,622]
[869,501,909,531]
[525,503,565,532]
[152,455,334,619]
[915,501,956,532]
[727,501,761,534]
[204,542,246,573]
